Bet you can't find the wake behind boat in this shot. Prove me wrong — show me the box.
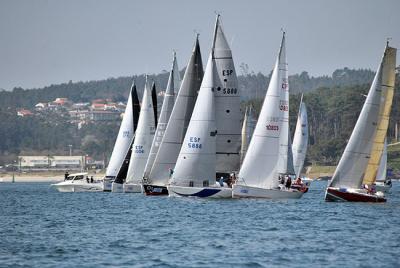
[51,173,103,192]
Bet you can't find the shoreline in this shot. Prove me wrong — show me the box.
[0,171,105,183]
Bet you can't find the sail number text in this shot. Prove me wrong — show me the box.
[188,137,202,149]
[135,145,144,154]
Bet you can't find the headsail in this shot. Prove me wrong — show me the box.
[114,81,141,183]
[170,56,216,187]
[240,106,256,165]
[376,138,387,182]
[329,44,396,189]
[147,36,204,186]
[126,77,156,183]
[172,51,181,94]
[105,80,139,180]
[292,95,308,178]
[212,15,242,174]
[143,53,177,179]
[238,32,287,189]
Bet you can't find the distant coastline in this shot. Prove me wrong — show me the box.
[0,171,105,183]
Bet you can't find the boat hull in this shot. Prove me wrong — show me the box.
[325,187,386,202]
[232,185,304,199]
[123,183,143,193]
[143,184,168,196]
[52,182,103,192]
[167,185,232,198]
[102,180,112,192]
[111,182,124,193]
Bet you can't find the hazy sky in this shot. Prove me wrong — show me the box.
[0,0,399,90]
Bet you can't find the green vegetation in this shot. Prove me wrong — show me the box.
[0,67,399,169]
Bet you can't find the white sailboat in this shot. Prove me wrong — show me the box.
[124,77,156,193]
[375,139,392,193]
[110,81,141,193]
[325,43,396,202]
[213,15,242,180]
[103,80,140,192]
[142,53,178,185]
[292,95,308,178]
[232,32,304,199]
[168,55,231,198]
[240,106,256,166]
[143,36,203,195]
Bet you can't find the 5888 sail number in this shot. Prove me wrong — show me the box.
[188,137,202,149]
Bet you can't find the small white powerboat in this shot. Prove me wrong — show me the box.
[51,172,103,192]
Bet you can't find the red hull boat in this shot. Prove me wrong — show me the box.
[325,187,386,203]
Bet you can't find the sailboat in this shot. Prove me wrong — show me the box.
[103,80,140,192]
[124,77,157,193]
[168,54,231,198]
[325,43,396,202]
[232,32,304,199]
[143,36,203,195]
[109,81,141,193]
[213,15,242,181]
[291,95,311,191]
[142,52,178,193]
[240,105,256,166]
[375,139,392,192]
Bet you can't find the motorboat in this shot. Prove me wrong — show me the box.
[52,172,103,192]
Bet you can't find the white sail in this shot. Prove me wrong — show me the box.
[126,78,156,183]
[276,34,294,176]
[147,36,203,186]
[143,54,176,178]
[212,15,242,174]
[170,56,217,187]
[105,80,136,178]
[172,51,181,94]
[238,33,287,189]
[292,98,308,178]
[376,138,387,182]
[240,106,256,165]
[329,45,396,189]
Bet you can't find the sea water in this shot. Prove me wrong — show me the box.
[0,181,399,267]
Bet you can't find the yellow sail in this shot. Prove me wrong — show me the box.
[363,46,397,185]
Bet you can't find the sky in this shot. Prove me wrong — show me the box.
[0,0,399,90]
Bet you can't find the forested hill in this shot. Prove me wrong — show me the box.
[0,67,375,109]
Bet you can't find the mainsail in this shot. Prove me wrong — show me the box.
[143,53,177,178]
[170,56,217,187]
[126,77,156,183]
[238,32,287,189]
[292,96,308,178]
[147,36,203,186]
[105,80,140,180]
[329,44,396,189]
[172,51,181,95]
[212,15,242,174]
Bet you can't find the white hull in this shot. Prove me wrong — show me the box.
[111,182,124,193]
[103,180,112,192]
[232,184,304,199]
[167,185,232,198]
[52,181,103,192]
[123,183,143,193]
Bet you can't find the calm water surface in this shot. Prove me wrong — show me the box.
[0,181,399,267]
